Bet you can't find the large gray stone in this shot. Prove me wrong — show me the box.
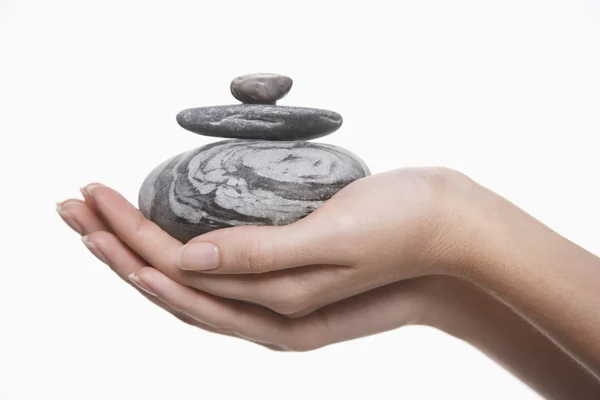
[230,73,293,104]
[176,105,343,141]
[139,140,370,243]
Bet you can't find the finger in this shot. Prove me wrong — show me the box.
[63,196,272,343]
[134,266,306,349]
[138,290,223,334]
[58,199,231,336]
[81,183,183,278]
[135,286,284,350]
[177,205,356,274]
[183,261,403,319]
[57,199,109,235]
[137,286,230,336]
[138,266,429,351]
[181,264,360,316]
[134,284,285,351]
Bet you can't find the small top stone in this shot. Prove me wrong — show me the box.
[230,73,293,104]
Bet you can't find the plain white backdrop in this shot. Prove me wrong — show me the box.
[1,0,599,399]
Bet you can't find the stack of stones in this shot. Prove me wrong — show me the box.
[139,73,370,243]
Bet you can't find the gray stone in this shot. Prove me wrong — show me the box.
[139,140,370,243]
[176,105,343,141]
[230,73,293,104]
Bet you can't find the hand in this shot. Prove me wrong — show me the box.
[74,168,468,317]
[56,167,467,349]
[58,170,600,397]
[57,195,440,351]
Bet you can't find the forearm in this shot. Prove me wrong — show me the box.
[420,276,600,399]
[445,177,600,378]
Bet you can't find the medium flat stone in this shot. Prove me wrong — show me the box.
[230,73,293,104]
[176,105,342,141]
[139,140,370,243]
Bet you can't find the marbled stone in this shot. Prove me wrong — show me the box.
[230,73,293,104]
[176,105,343,141]
[139,140,370,243]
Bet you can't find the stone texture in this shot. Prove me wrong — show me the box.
[176,105,342,141]
[139,140,370,243]
[230,73,293,104]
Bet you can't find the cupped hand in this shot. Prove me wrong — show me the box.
[58,197,440,350]
[58,167,470,350]
[58,180,600,398]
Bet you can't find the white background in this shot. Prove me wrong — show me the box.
[1,0,599,399]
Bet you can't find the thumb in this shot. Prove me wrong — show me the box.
[175,214,352,274]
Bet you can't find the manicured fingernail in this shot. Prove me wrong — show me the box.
[82,236,109,264]
[128,273,157,297]
[176,242,220,270]
[56,203,84,234]
[80,183,103,198]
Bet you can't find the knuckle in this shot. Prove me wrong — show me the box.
[240,234,274,274]
[280,308,314,319]
[266,279,311,315]
[87,230,117,248]
[122,213,148,242]
[282,313,330,352]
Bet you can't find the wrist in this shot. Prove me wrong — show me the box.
[410,275,475,334]
[418,168,492,278]
[434,171,561,284]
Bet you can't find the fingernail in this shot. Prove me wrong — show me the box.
[176,242,220,270]
[80,183,103,198]
[82,236,109,264]
[56,203,84,234]
[128,273,157,297]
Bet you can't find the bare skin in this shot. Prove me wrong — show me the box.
[57,168,600,398]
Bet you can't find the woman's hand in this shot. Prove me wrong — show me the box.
[57,196,600,398]
[71,168,468,319]
[57,197,434,351]
[57,165,600,396]
[57,167,467,349]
